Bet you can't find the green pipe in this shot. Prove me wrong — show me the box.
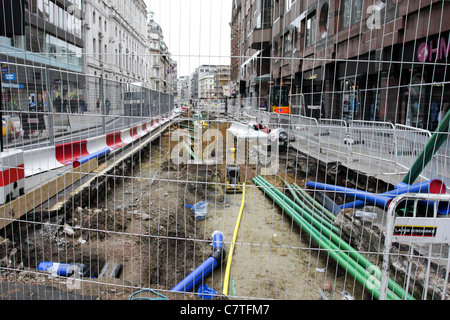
[255,178,409,301]
[292,183,336,222]
[189,134,200,140]
[279,177,335,223]
[179,124,197,132]
[285,182,336,229]
[255,177,340,235]
[402,109,450,184]
[255,176,415,300]
[252,178,401,300]
[182,142,197,160]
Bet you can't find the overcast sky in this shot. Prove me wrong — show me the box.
[144,0,232,77]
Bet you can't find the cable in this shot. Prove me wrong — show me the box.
[128,289,169,300]
[222,183,245,295]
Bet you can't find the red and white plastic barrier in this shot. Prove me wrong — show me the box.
[0,149,25,204]
[23,111,178,177]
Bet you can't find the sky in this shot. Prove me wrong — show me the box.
[145,0,232,77]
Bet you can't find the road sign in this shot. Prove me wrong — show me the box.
[0,61,8,73]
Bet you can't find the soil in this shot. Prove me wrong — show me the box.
[0,116,369,300]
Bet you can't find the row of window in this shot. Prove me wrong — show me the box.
[0,25,82,69]
[29,0,83,38]
[279,0,365,53]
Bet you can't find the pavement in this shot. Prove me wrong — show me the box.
[5,111,145,151]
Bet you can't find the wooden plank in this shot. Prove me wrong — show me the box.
[48,122,173,213]
[0,158,98,230]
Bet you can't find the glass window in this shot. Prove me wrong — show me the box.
[305,13,316,47]
[29,0,38,14]
[44,0,50,20]
[342,0,350,29]
[26,26,45,53]
[37,0,44,18]
[285,0,294,13]
[49,2,54,24]
[341,0,362,29]
[58,6,64,29]
[283,32,291,56]
[352,0,363,23]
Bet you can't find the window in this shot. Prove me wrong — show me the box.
[283,32,291,56]
[305,12,316,47]
[319,3,329,38]
[341,0,363,29]
[285,0,294,13]
[26,26,45,53]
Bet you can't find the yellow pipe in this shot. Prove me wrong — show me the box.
[222,183,246,296]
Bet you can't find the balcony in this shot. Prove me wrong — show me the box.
[248,27,272,50]
[248,7,272,50]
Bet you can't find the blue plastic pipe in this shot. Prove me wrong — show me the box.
[338,179,449,214]
[73,147,111,168]
[341,179,444,209]
[37,261,91,277]
[305,181,393,209]
[171,231,226,293]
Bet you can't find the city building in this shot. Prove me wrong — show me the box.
[231,0,450,130]
[190,64,231,101]
[83,0,151,112]
[176,75,191,105]
[147,13,177,95]
[0,0,84,112]
[198,72,216,99]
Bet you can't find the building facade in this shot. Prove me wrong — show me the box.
[147,13,177,95]
[190,64,231,102]
[1,0,84,112]
[231,0,450,130]
[83,0,151,112]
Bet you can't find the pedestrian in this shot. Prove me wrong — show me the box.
[63,97,68,113]
[105,98,111,115]
[79,96,86,114]
[96,98,101,113]
[53,96,61,112]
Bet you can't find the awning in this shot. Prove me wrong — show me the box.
[251,74,271,84]
[240,50,261,69]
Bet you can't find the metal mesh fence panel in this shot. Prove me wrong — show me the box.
[0,0,449,304]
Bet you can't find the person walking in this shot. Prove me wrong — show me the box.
[79,96,86,114]
[96,98,101,113]
[105,98,111,115]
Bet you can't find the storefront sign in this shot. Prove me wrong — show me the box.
[303,67,324,81]
[417,35,450,62]
[1,82,25,89]
[0,61,8,73]
[3,73,16,81]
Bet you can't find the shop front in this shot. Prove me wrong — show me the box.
[0,59,85,115]
[301,66,325,119]
[399,33,450,131]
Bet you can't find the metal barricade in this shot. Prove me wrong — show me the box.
[381,193,450,300]
[394,124,433,180]
[349,121,396,161]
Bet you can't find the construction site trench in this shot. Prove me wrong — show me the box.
[0,114,444,300]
